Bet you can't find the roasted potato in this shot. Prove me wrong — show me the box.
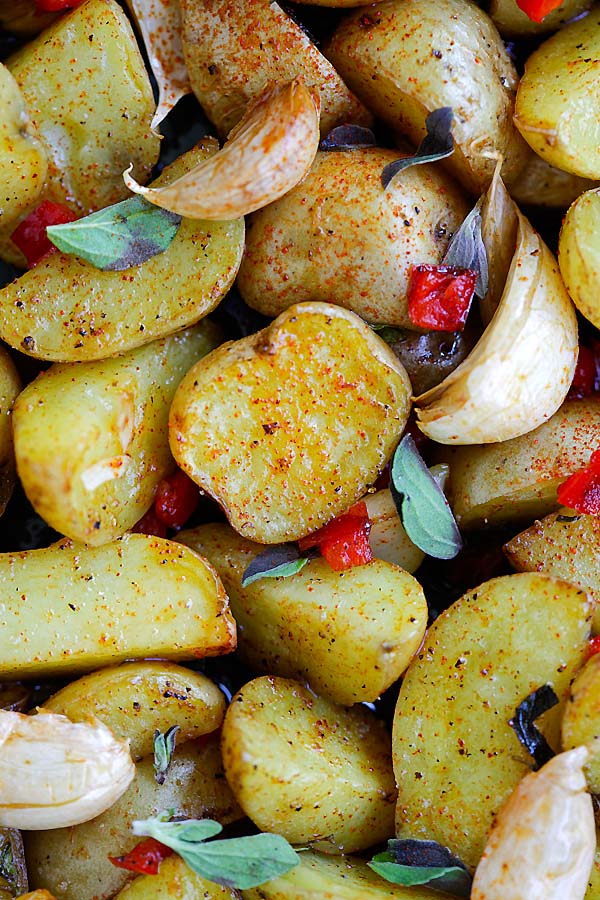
[510,153,598,209]
[237,149,469,326]
[170,302,412,544]
[25,737,242,900]
[0,0,57,36]
[221,676,397,853]
[0,143,244,361]
[0,345,21,519]
[179,0,371,138]
[43,661,226,759]
[393,573,593,870]
[435,399,600,528]
[515,9,600,179]
[562,654,600,794]
[113,855,240,900]
[488,0,591,37]
[559,188,600,330]
[0,534,235,679]
[177,522,427,705]
[325,0,529,193]
[13,322,221,545]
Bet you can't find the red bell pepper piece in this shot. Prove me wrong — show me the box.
[515,0,564,22]
[109,837,173,875]
[11,200,77,268]
[407,264,477,332]
[154,469,200,529]
[35,0,85,12]
[132,507,168,539]
[557,450,600,515]
[568,345,595,400]
[298,501,374,571]
[586,635,600,660]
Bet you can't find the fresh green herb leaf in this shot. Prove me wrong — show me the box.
[241,543,310,587]
[370,324,406,344]
[509,684,558,769]
[132,813,299,889]
[46,196,182,271]
[381,108,454,189]
[153,725,180,785]
[368,839,471,897]
[442,198,488,298]
[320,124,376,151]
[390,433,462,559]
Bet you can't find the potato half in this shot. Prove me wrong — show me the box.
[393,573,592,870]
[325,0,529,193]
[0,345,21,520]
[178,522,427,705]
[514,9,600,179]
[180,0,371,138]
[237,148,469,325]
[0,534,235,679]
[559,188,600,330]
[13,322,221,545]
[510,153,598,210]
[562,655,600,793]
[0,143,244,361]
[221,676,397,853]
[169,302,412,544]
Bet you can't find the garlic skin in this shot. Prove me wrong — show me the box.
[124,78,321,220]
[0,709,134,830]
[471,746,596,900]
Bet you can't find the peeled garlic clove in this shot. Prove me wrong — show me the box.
[0,709,134,830]
[124,78,321,220]
[471,746,596,900]
[414,174,577,444]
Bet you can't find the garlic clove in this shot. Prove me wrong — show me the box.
[471,746,596,900]
[0,709,134,830]
[414,174,577,445]
[124,78,321,220]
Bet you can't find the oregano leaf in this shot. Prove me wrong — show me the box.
[320,125,377,151]
[442,198,489,298]
[368,839,471,897]
[509,684,558,769]
[153,725,180,785]
[241,543,310,587]
[381,107,454,189]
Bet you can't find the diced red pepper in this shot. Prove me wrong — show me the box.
[515,0,564,23]
[557,450,600,514]
[11,200,77,268]
[154,469,200,529]
[568,345,595,400]
[132,506,168,539]
[586,635,600,660]
[298,501,374,571]
[109,838,173,876]
[407,265,477,332]
[35,0,85,12]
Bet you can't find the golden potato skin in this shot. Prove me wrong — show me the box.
[0,144,244,361]
[114,855,239,900]
[237,149,469,325]
[180,0,371,138]
[325,0,529,193]
[0,534,236,679]
[221,676,397,853]
[0,345,21,519]
[515,10,600,179]
[43,661,226,760]
[435,399,600,529]
[559,188,600,329]
[562,654,600,794]
[13,322,221,545]
[178,523,427,705]
[511,153,599,209]
[25,738,242,900]
[0,63,47,233]
[393,573,592,870]
[170,302,412,544]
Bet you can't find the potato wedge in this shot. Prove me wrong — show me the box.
[114,855,240,900]
[13,322,221,545]
[237,149,469,325]
[179,0,371,138]
[0,63,47,234]
[0,143,244,361]
[559,188,600,330]
[43,661,226,759]
[4,0,158,244]
[489,0,591,37]
[511,154,598,210]
[242,849,456,899]
[562,654,600,794]
[364,488,425,571]
[221,676,396,853]
[0,533,235,679]
[505,509,600,632]
[25,736,242,900]
[514,10,600,179]
[177,523,427,705]
[436,399,600,529]
[0,345,21,520]
[414,172,577,444]
[393,573,592,870]
[325,0,529,194]
[169,302,412,544]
